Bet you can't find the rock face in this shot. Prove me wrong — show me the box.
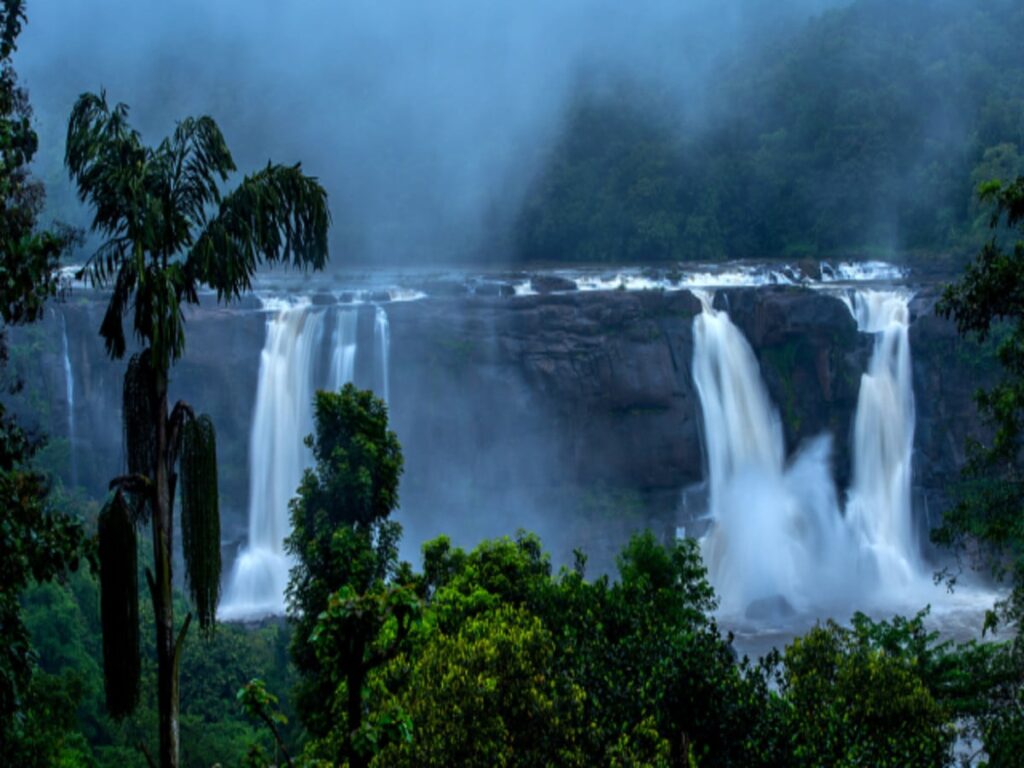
[15,284,996,571]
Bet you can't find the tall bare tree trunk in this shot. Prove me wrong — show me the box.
[152,375,180,768]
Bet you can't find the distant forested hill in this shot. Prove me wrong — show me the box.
[516,0,1024,263]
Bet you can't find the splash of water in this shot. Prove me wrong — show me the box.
[220,298,327,621]
[692,291,856,617]
[692,287,951,622]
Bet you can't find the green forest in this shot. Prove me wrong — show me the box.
[2,0,1024,767]
[516,0,1024,264]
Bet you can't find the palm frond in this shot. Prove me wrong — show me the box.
[187,163,330,300]
[98,491,140,719]
[180,413,221,632]
[97,258,138,359]
[65,91,146,240]
[170,116,236,227]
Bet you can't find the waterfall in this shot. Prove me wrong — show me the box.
[329,307,358,390]
[220,298,327,620]
[844,290,921,585]
[60,312,77,486]
[374,306,391,403]
[692,291,855,617]
[691,287,935,619]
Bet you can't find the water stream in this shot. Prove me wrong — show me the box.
[220,299,328,620]
[221,301,390,619]
[60,311,77,486]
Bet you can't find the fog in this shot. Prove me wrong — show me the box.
[18,0,839,266]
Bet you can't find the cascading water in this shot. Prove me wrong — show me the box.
[374,306,391,403]
[691,291,855,618]
[60,312,77,486]
[220,298,327,620]
[692,287,938,620]
[843,290,921,586]
[329,307,358,390]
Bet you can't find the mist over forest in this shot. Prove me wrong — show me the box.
[19,0,1023,266]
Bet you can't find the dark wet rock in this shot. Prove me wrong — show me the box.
[473,281,516,297]
[531,275,578,294]
[420,280,471,297]
[311,292,335,306]
[716,287,866,488]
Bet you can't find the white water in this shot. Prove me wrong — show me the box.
[692,288,945,621]
[374,306,391,404]
[60,312,77,486]
[844,290,921,586]
[220,299,327,620]
[820,261,908,283]
[692,291,857,617]
[329,308,358,390]
[222,300,396,620]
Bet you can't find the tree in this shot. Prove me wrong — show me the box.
[374,604,583,768]
[285,386,409,768]
[936,176,1024,762]
[412,531,784,768]
[780,613,954,768]
[65,90,329,768]
[0,1,88,762]
[937,176,1024,629]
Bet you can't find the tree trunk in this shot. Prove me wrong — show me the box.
[152,374,180,768]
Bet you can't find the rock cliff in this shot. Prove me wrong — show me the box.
[14,283,995,570]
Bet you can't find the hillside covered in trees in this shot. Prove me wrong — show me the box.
[516,0,1024,264]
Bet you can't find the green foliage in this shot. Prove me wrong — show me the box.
[1,669,94,768]
[0,1,88,759]
[22,553,301,768]
[179,414,220,632]
[937,176,1024,630]
[382,531,785,768]
[0,0,77,325]
[780,613,954,768]
[936,174,1024,765]
[97,492,139,719]
[375,604,582,768]
[238,678,296,768]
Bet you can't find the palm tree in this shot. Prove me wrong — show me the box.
[66,91,330,768]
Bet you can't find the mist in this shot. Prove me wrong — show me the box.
[18,0,840,266]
